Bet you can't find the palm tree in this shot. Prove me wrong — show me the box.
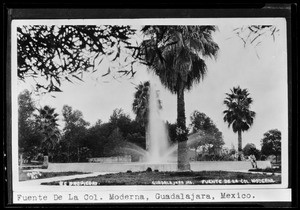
[223,86,256,161]
[140,26,219,170]
[132,81,151,127]
[35,105,60,160]
[132,81,162,150]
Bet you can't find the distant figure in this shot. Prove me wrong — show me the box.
[249,154,257,168]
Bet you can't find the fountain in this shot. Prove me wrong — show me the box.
[121,82,177,165]
[146,82,172,163]
[120,81,207,164]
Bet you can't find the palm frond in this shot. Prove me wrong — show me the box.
[223,86,256,132]
[140,25,219,93]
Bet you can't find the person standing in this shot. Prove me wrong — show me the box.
[250,154,257,168]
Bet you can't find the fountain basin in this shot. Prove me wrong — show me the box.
[46,161,271,173]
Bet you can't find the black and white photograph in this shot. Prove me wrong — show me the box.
[8,15,293,205]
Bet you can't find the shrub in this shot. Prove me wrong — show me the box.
[260,155,267,161]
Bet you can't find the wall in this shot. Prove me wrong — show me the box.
[88,155,131,163]
[47,161,271,173]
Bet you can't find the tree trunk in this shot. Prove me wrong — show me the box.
[177,81,191,171]
[237,130,242,161]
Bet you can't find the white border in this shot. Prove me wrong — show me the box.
[11,18,289,203]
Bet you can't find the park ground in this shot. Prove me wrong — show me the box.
[18,168,281,186]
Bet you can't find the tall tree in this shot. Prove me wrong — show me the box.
[18,90,43,162]
[109,108,132,137]
[132,81,151,127]
[18,89,35,150]
[223,86,256,161]
[103,128,126,157]
[139,26,219,170]
[35,105,61,160]
[190,111,215,133]
[85,121,113,158]
[261,129,281,163]
[189,111,224,158]
[17,25,136,92]
[62,105,90,162]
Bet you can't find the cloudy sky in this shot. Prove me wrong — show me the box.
[14,18,288,150]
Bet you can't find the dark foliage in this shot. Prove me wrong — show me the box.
[17,25,135,92]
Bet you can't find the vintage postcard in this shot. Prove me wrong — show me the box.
[10,16,291,205]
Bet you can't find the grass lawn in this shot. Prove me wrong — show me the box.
[41,170,281,186]
[19,171,90,181]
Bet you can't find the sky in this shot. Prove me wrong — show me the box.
[14,18,288,150]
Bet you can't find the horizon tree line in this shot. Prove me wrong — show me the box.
[18,87,281,164]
